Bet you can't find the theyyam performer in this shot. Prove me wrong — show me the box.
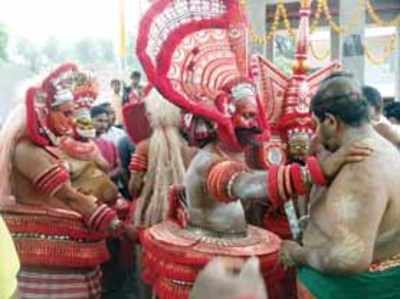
[134,1,370,298]
[0,63,136,299]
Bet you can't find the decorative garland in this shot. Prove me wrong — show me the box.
[241,0,398,64]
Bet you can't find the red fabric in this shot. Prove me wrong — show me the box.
[18,267,102,299]
[263,212,292,240]
[2,205,109,268]
[122,100,152,144]
[94,138,119,170]
[268,165,283,210]
[26,87,50,146]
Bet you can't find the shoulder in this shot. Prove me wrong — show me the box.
[189,145,223,175]
[14,139,44,159]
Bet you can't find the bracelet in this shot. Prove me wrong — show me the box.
[207,161,247,203]
[306,156,327,186]
[290,163,307,195]
[267,165,283,210]
[277,165,288,202]
[284,165,294,199]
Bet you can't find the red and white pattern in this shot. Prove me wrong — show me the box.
[18,267,102,299]
[33,164,70,196]
[137,0,252,148]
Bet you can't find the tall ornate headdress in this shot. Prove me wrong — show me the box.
[250,0,341,166]
[137,0,268,150]
[26,63,81,146]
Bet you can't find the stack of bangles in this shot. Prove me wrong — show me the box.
[268,156,327,210]
[85,204,126,237]
[129,151,148,172]
[206,161,248,203]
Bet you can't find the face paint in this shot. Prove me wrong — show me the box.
[48,101,75,136]
[76,127,96,139]
[232,98,261,146]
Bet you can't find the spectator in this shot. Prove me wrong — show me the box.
[91,105,120,173]
[110,79,124,127]
[123,71,143,104]
[363,86,400,147]
[362,85,383,122]
[385,102,400,125]
[101,102,127,146]
[118,135,135,199]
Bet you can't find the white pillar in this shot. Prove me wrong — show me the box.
[339,0,366,84]
[246,0,269,56]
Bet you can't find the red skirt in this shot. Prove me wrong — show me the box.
[140,221,286,299]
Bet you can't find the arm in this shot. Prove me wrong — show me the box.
[231,171,268,200]
[54,182,98,217]
[128,140,149,197]
[288,162,387,274]
[129,170,145,198]
[94,150,112,172]
[374,117,400,146]
[14,142,136,238]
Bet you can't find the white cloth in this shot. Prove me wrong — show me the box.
[102,126,126,147]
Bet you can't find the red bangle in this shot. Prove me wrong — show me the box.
[306,156,327,186]
[129,153,148,172]
[268,165,283,210]
[277,165,288,202]
[206,161,247,203]
[290,163,307,195]
[284,165,294,199]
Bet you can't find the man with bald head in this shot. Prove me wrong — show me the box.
[280,72,400,299]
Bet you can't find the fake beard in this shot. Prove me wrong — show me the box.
[235,127,262,146]
[76,128,96,139]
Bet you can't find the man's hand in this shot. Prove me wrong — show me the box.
[319,140,373,179]
[279,240,306,269]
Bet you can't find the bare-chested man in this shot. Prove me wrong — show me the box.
[280,72,400,299]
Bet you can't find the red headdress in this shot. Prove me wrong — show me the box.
[250,0,341,165]
[26,63,80,146]
[136,0,268,151]
[73,72,98,111]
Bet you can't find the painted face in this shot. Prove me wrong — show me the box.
[232,98,261,145]
[48,101,75,136]
[288,132,311,162]
[313,114,340,152]
[75,117,96,140]
[92,113,110,136]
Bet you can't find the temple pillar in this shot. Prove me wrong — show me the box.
[330,27,340,61]
[246,0,269,56]
[338,0,366,84]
